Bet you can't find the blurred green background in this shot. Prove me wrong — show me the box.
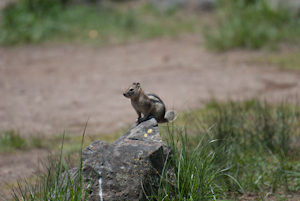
[1,0,300,50]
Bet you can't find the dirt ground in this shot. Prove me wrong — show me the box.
[1,35,300,197]
[0,0,14,9]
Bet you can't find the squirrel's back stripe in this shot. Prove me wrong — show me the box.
[146,92,165,104]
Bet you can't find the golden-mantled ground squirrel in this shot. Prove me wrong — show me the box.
[123,82,177,124]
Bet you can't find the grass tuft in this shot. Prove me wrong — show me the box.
[160,99,300,198]
[0,131,27,152]
[5,125,89,201]
[0,131,44,153]
[205,0,300,51]
[148,122,241,200]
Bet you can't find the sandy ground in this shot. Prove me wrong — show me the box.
[0,36,300,197]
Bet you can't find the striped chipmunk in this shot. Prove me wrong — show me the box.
[123,82,177,124]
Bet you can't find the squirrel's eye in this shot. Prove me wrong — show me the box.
[129,88,134,92]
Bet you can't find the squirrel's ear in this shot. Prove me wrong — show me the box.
[136,83,140,88]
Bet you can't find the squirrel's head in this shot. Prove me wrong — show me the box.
[123,82,141,99]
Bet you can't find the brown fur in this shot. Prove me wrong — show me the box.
[123,82,175,124]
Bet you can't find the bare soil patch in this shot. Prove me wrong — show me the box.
[0,36,299,197]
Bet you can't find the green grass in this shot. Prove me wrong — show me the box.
[2,0,300,51]
[0,131,44,153]
[205,0,300,51]
[1,133,88,201]
[160,99,300,198]
[2,99,300,200]
[0,128,126,154]
[0,130,85,154]
[205,100,300,195]
[147,124,238,200]
[0,0,200,45]
[0,0,63,45]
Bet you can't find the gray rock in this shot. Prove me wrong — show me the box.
[61,118,173,201]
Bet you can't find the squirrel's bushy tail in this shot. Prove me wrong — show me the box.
[165,110,177,122]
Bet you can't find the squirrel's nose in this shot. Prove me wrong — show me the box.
[123,93,127,97]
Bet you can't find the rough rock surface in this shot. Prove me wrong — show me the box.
[69,118,173,200]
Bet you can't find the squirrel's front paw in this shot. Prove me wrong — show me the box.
[148,115,154,120]
[136,117,148,125]
[136,118,142,125]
